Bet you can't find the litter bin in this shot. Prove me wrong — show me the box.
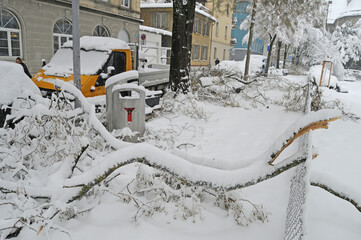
[108,84,145,141]
[105,71,139,131]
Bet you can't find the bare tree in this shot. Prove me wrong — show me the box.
[244,0,258,80]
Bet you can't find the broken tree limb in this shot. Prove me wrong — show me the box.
[311,181,361,213]
[0,179,52,200]
[70,144,89,178]
[268,117,340,165]
[65,147,307,204]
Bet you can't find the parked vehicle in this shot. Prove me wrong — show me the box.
[32,36,169,98]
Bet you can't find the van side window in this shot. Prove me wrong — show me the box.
[103,51,126,75]
[95,51,127,86]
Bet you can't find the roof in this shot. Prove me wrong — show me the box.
[140,25,172,36]
[63,36,130,52]
[328,0,361,24]
[140,2,216,21]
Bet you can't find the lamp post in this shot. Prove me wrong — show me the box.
[72,0,81,91]
[72,0,81,108]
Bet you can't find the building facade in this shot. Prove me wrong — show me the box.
[0,0,142,74]
[140,1,216,67]
[230,0,264,61]
[205,0,234,65]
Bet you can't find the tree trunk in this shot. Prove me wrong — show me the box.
[244,0,258,80]
[283,44,290,69]
[276,41,282,69]
[169,0,196,94]
[264,33,277,76]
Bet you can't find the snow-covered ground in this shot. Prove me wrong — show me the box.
[2,62,361,239]
[308,80,361,239]
[15,77,360,240]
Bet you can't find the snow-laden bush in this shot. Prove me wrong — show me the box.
[119,164,269,225]
[189,69,311,111]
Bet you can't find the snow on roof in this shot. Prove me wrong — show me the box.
[195,2,216,22]
[140,1,216,21]
[328,0,361,23]
[140,2,173,8]
[0,61,41,105]
[140,25,172,36]
[63,36,130,52]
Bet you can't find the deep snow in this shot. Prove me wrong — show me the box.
[1,60,360,239]
[15,77,361,240]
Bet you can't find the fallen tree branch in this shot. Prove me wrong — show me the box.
[227,76,258,85]
[311,181,361,213]
[70,144,89,178]
[66,153,307,203]
[269,117,340,165]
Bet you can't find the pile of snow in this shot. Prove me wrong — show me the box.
[0,61,40,105]
[217,55,265,74]
[309,65,339,88]
[199,76,219,87]
[63,36,130,52]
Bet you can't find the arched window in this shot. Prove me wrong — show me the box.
[117,29,130,43]
[53,18,72,53]
[93,25,109,37]
[0,9,21,57]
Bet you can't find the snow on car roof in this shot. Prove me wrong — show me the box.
[63,36,130,52]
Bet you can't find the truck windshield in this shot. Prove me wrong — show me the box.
[43,48,110,77]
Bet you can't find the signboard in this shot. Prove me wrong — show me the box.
[141,34,146,40]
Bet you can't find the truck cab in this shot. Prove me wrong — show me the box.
[32,36,133,97]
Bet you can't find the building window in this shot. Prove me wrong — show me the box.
[93,25,110,37]
[192,44,200,60]
[226,4,230,16]
[225,25,228,40]
[121,0,129,8]
[201,46,208,61]
[53,18,72,53]
[223,49,226,60]
[215,22,219,36]
[214,47,217,59]
[194,18,201,34]
[0,9,21,57]
[203,21,210,37]
[153,12,167,29]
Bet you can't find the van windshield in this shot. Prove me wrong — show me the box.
[43,48,110,77]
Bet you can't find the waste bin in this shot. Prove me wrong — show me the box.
[108,84,145,141]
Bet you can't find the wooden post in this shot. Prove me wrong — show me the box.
[319,61,326,86]
[327,62,333,88]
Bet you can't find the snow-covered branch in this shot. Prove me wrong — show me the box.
[311,172,361,213]
[64,146,308,203]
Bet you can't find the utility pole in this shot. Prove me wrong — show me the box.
[72,0,81,107]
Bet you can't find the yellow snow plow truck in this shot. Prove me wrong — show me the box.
[32,36,169,98]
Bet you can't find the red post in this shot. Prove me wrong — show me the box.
[124,108,135,122]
